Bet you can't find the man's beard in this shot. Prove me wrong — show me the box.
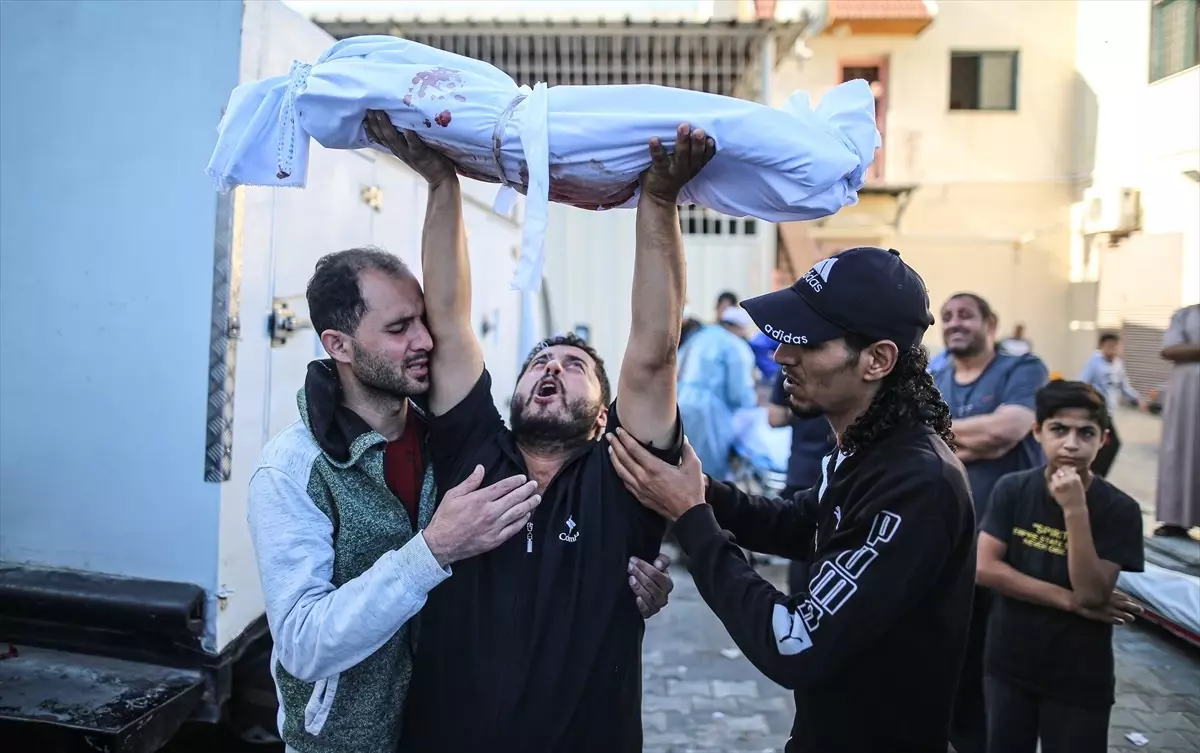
[789,401,826,420]
[350,344,428,400]
[945,332,987,357]
[509,393,601,454]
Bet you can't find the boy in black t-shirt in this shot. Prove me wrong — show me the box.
[977,380,1145,753]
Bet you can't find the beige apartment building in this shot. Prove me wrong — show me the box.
[768,0,1198,385]
[1075,0,1199,396]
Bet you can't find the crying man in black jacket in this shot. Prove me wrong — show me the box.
[608,247,977,753]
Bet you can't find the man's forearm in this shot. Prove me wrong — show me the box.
[1062,508,1111,608]
[420,177,487,414]
[614,192,685,449]
[951,416,1001,453]
[1163,344,1200,363]
[250,468,449,682]
[953,412,1028,459]
[629,193,684,364]
[420,178,468,327]
[977,560,1074,613]
[705,479,815,559]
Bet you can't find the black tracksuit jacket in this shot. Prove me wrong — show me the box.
[674,424,977,753]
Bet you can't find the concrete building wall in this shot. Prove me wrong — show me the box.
[1074,0,1200,315]
[773,0,1085,372]
[543,205,774,382]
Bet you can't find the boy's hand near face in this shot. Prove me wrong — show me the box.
[1048,466,1087,513]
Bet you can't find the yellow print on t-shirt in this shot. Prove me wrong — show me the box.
[1012,522,1068,556]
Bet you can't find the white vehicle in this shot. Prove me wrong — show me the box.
[0,2,535,750]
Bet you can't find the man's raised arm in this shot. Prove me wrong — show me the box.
[365,112,482,416]
[618,124,715,448]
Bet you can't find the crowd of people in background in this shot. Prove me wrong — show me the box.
[676,298,759,482]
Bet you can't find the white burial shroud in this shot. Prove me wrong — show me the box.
[206,35,881,291]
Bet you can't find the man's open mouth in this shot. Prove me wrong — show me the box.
[533,377,560,402]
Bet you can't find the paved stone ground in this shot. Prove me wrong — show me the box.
[1110,625,1200,752]
[641,558,796,753]
[644,558,1200,753]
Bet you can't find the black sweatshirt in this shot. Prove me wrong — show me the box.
[673,424,977,753]
[400,372,672,753]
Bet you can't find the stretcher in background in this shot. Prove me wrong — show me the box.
[728,407,792,567]
[1118,536,1200,649]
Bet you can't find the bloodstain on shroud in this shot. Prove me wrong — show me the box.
[404,68,463,130]
[407,68,466,100]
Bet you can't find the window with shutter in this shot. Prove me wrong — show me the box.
[1150,0,1200,82]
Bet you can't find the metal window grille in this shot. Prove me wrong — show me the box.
[316,19,805,100]
[679,204,758,236]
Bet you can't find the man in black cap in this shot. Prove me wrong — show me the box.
[607,247,977,753]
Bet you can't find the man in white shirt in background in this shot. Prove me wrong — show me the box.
[999,323,1034,357]
[1079,332,1148,478]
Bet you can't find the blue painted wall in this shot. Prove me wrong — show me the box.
[0,0,243,590]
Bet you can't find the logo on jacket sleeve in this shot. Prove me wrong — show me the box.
[772,603,815,655]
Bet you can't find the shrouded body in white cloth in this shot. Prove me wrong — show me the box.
[206,35,880,290]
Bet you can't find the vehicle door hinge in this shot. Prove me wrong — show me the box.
[269,300,312,347]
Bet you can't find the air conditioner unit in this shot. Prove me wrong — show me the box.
[1082,187,1142,235]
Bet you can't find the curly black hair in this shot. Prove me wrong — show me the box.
[839,333,956,454]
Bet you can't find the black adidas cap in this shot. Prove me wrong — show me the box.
[741,246,934,350]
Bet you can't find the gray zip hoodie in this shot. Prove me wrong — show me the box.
[247,360,447,753]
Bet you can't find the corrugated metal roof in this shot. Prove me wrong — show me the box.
[314,14,812,98]
[827,0,932,20]
[315,14,804,36]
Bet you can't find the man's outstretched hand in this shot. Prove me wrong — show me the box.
[364,110,457,189]
[630,553,674,618]
[607,429,707,522]
[640,123,716,205]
